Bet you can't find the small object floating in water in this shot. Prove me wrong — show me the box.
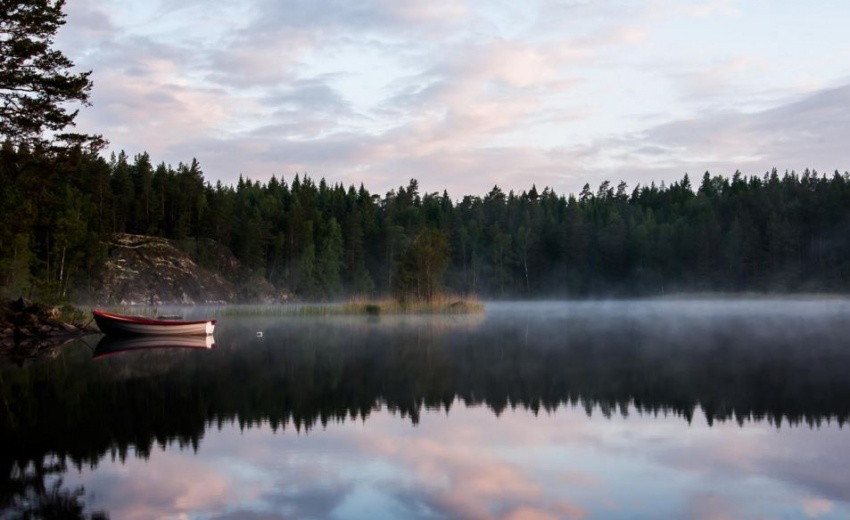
[257,331,263,337]
[157,314,183,320]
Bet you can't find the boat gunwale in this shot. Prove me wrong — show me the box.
[93,309,217,326]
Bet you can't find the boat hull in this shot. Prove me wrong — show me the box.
[93,310,216,336]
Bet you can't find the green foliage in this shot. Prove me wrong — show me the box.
[0,234,33,296]
[393,229,451,302]
[315,218,343,298]
[0,0,103,151]
[4,131,850,301]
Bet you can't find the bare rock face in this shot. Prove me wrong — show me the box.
[99,234,236,304]
[97,234,277,304]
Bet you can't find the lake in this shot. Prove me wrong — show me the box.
[2,299,850,519]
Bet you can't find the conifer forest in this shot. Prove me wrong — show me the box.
[2,144,850,301]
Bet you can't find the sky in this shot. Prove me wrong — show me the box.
[57,0,850,198]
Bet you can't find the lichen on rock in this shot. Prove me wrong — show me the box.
[96,233,277,304]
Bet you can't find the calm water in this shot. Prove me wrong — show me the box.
[3,300,850,519]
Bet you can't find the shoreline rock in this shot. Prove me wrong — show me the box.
[0,298,98,363]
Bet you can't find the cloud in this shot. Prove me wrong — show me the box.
[648,416,850,511]
[802,497,834,518]
[670,56,766,103]
[56,0,850,200]
[673,0,742,19]
[76,63,237,156]
[58,0,117,46]
[574,24,649,48]
[571,82,850,191]
[78,450,262,520]
[354,409,594,520]
[242,0,470,37]
[57,0,640,195]
[206,42,303,89]
[260,78,359,136]
[685,493,741,520]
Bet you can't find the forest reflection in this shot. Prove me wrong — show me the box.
[2,300,849,516]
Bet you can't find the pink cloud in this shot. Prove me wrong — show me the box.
[467,41,556,89]
[574,24,649,47]
[686,493,740,520]
[353,408,596,519]
[802,497,834,518]
[76,449,265,520]
[503,502,588,520]
[61,0,850,201]
[79,71,238,155]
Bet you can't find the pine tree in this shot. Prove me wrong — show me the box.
[0,0,103,151]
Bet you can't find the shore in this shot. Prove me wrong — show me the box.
[0,298,99,362]
[211,296,486,317]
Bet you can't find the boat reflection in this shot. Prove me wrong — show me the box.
[93,334,215,359]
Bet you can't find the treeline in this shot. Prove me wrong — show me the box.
[2,143,850,300]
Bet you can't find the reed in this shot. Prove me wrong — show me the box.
[340,294,485,315]
[213,295,485,317]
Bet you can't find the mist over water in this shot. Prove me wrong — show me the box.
[3,298,850,519]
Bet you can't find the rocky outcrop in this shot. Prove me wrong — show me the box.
[98,234,277,304]
[0,298,98,362]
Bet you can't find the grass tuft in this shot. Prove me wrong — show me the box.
[213,295,484,317]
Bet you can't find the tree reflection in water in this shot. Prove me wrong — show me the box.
[1,300,849,517]
[1,457,108,519]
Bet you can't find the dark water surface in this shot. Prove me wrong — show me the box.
[3,300,850,519]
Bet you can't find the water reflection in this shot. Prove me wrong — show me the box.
[2,300,850,518]
[93,334,215,359]
[60,407,850,519]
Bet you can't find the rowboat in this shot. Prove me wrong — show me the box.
[92,309,216,336]
[93,334,215,359]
